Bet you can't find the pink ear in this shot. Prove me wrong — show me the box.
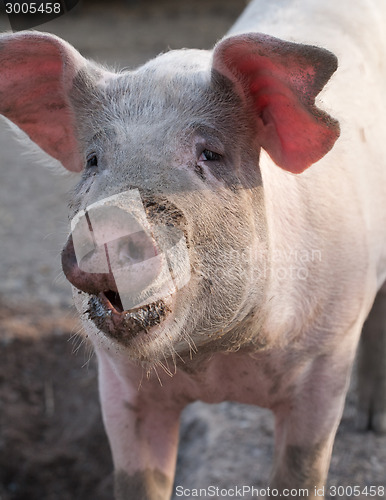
[0,32,88,172]
[212,33,340,173]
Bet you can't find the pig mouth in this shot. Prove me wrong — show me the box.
[85,290,171,344]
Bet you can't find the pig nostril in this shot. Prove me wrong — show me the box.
[62,236,118,296]
[104,290,124,313]
[118,231,157,265]
[126,239,144,263]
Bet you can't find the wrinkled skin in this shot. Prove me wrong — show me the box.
[1,0,386,498]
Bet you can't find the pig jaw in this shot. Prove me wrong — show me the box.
[87,295,172,343]
[73,284,266,367]
[73,288,175,364]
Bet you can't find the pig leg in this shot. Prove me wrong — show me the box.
[96,350,182,500]
[269,349,355,499]
[357,288,386,434]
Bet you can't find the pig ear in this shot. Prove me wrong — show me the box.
[0,32,89,172]
[212,33,340,173]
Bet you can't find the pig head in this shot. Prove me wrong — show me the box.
[1,20,385,500]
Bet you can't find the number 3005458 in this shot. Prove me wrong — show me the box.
[5,3,62,14]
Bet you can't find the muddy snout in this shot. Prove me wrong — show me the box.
[62,228,159,301]
[61,191,190,313]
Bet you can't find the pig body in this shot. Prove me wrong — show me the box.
[1,0,386,499]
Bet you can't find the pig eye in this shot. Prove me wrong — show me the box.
[200,149,222,162]
[86,153,98,169]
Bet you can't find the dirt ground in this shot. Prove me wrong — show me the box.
[0,1,385,499]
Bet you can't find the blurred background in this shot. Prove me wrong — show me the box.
[0,1,385,499]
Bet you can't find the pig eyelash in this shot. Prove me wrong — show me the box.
[86,153,98,169]
[199,149,222,162]
[194,149,222,180]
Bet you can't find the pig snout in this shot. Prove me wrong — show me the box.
[66,194,165,306]
[61,192,191,343]
[61,228,159,307]
[61,214,170,343]
[62,234,117,296]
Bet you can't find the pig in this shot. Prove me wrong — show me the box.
[1,0,386,498]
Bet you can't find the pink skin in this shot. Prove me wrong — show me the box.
[95,334,357,500]
[0,32,86,172]
[212,34,339,173]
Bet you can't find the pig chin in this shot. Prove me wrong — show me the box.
[85,290,173,345]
